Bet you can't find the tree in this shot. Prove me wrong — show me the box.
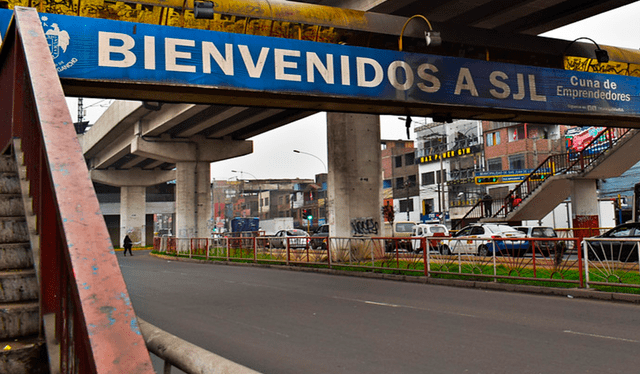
[382,203,394,226]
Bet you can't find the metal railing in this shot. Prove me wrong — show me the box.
[0,8,153,373]
[494,127,630,219]
[583,238,640,290]
[155,234,640,292]
[139,318,260,374]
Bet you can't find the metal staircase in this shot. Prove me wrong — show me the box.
[0,153,47,373]
[455,127,639,228]
[0,8,154,373]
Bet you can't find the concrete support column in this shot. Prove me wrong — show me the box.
[327,113,382,238]
[176,161,211,238]
[571,179,600,238]
[121,186,146,247]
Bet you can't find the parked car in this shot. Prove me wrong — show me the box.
[310,224,329,250]
[513,226,564,257]
[384,221,416,252]
[411,224,450,253]
[269,229,310,249]
[440,223,527,256]
[584,222,640,262]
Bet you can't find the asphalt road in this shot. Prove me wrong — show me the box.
[118,251,640,374]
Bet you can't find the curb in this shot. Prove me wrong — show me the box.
[149,252,640,304]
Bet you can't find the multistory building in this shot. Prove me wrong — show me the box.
[381,139,419,222]
[415,120,483,226]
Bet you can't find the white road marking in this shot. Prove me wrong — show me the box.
[364,300,401,307]
[333,296,477,318]
[564,330,638,343]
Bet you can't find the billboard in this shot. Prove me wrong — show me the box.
[1,9,640,118]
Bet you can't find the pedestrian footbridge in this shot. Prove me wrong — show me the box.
[3,0,640,372]
[457,127,640,228]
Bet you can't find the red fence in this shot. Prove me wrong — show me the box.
[155,235,592,288]
[155,234,640,292]
[0,8,153,373]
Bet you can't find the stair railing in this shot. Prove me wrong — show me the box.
[454,127,631,229]
[494,127,631,219]
[0,7,154,373]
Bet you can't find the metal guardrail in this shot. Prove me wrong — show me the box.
[155,234,640,292]
[139,318,261,374]
[583,238,640,290]
[0,7,153,373]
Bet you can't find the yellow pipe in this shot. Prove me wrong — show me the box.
[398,14,433,52]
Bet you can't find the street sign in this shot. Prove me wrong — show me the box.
[2,9,640,120]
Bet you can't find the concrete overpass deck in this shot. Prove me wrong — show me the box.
[81,100,315,172]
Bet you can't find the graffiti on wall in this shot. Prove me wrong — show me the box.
[351,217,379,236]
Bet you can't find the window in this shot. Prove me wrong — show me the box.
[399,199,414,213]
[422,199,433,215]
[486,132,501,146]
[509,154,525,170]
[405,152,415,166]
[422,172,435,185]
[509,126,526,142]
[395,155,402,168]
[395,177,404,189]
[488,158,502,171]
[407,174,417,186]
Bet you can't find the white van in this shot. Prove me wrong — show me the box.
[411,224,450,253]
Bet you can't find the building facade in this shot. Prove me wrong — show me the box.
[481,121,568,203]
[381,139,419,222]
[415,120,483,226]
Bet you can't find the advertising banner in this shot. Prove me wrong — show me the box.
[1,9,639,118]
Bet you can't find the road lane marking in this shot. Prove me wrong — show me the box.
[564,330,638,343]
[364,301,401,307]
[333,296,477,318]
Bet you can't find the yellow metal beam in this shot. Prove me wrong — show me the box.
[6,0,372,43]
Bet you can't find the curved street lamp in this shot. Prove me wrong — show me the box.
[293,150,327,173]
[293,150,328,226]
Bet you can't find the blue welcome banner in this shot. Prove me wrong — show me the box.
[1,9,639,117]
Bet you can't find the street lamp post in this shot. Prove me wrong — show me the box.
[293,150,328,225]
[231,170,260,219]
[404,180,413,221]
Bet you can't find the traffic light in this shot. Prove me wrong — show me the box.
[302,209,312,220]
[475,176,500,185]
[530,174,546,181]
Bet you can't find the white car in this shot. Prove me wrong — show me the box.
[441,224,527,256]
[269,229,310,249]
[411,224,450,253]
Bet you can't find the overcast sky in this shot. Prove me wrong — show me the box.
[67,1,640,181]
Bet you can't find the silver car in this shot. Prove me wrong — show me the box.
[269,229,310,249]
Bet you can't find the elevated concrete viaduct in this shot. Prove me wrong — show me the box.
[65,0,640,242]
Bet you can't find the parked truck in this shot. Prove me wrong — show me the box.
[260,217,294,236]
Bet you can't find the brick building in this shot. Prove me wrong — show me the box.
[481,121,568,200]
[381,139,419,222]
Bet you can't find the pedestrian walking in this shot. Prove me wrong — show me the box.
[123,234,133,256]
[513,194,522,207]
[482,193,492,217]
